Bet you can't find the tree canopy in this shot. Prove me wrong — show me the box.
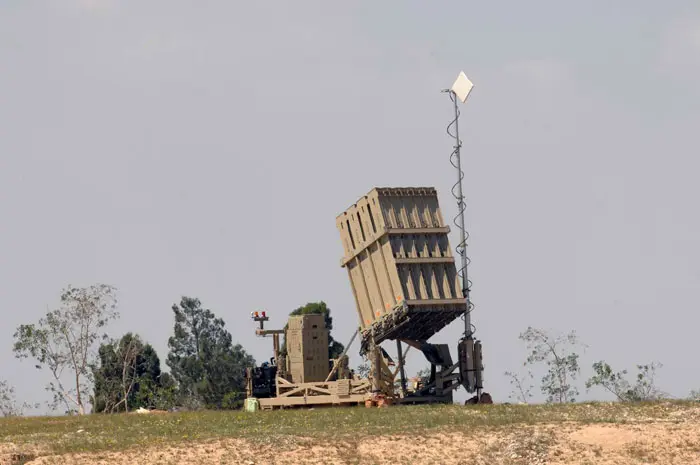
[166,296,255,409]
[92,333,174,413]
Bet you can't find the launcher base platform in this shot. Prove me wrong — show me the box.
[256,377,372,410]
[359,300,466,355]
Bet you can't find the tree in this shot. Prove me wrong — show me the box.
[690,390,700,401]
[91,342,121,413]
[355,361,370,379]
[92,333,168,413]
[13,284,119,415]
[283,302,345,359]
[113,333,141,412]
[137,371,177,410]
[504,369,534,404]
[519,327,584,403]
[415,366,431,386]
[166,296,255,409]
[586,361,666,402]
[0,380,36,417]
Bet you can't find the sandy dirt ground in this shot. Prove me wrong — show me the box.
[2,408,699,464]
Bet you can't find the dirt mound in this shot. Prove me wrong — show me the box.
[4,420,697,465]
[3,403,699,464]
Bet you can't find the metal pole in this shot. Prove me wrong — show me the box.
[396,340,407,397]
[451,90,472,340]
[371,340,382,394]
[324,328,359,383]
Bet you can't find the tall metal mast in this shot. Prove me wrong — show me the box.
[442,71,475,341]
[443,71,486,401]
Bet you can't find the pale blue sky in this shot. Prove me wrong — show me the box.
[1,1,699,411]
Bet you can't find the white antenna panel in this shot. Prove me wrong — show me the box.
[451,71,474,103]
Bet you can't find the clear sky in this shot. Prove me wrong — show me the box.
[1,1,699,412]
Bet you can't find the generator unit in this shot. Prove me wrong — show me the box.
[244,312,371,409]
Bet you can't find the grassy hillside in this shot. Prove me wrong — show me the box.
[1,401,699,464]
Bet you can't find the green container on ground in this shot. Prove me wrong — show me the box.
[244,398,259,412]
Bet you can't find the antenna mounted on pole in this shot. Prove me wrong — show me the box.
[443,71,485,399]
[442,71,475,340]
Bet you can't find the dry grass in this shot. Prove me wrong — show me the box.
[0,400,698,464]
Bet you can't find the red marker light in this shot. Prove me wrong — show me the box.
[262,311,266,318]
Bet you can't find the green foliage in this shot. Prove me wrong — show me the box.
[519,327,584,404]
[91,333,171,413]
[415,367,431,386]
[0,380,37,417]
[504,370,534,403]
[166,296,255,410]
[12,284,119,415]
[355,361,370,379]
[586,361,665,402]
[134,373,178,411]
[221,391,244,410]
[283,301,345,359]
[0,380,16,417]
